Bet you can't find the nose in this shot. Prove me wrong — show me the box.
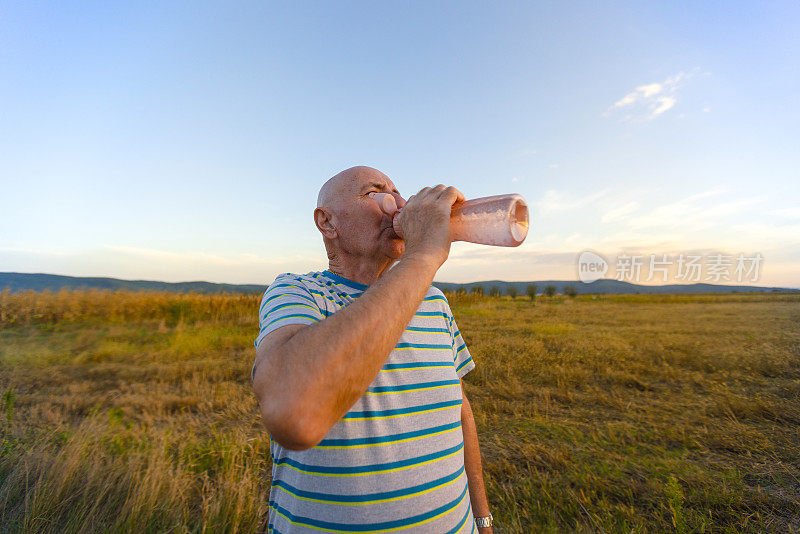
[393,193,407,209]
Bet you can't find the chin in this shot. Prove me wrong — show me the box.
[385,240,405,260]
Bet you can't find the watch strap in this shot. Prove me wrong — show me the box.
[475,513,493,528]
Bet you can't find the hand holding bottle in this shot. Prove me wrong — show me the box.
[370,190,529,247]
[388,185,466,268]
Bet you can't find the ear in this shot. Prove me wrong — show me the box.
[314,207,338,239]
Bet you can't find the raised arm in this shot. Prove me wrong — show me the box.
[252,185,464,450]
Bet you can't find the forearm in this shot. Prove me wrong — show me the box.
[255,255,439,444]
[462,387,492,528]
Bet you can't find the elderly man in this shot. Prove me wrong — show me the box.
[252,166,493,533]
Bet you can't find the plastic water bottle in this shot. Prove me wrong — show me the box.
[370,192,530,247]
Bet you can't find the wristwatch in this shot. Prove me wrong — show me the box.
[475,513,493,528]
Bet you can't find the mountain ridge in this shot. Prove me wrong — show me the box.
[1,272,795,295]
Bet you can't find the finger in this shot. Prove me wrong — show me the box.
[431,184,447,197]
[442,186,465,204]
[414,187,431,200]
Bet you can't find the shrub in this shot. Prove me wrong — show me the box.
[526,284,537,301]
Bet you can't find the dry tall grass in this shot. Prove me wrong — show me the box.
[1,289,798,532]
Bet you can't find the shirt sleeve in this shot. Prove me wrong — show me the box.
[436,293,475,379]
[254,274,326,350]
[449,313,475,378]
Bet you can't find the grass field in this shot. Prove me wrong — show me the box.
[1,289,798,533]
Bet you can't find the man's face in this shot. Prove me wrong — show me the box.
[331,170,407,261]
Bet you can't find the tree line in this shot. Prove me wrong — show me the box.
[451,284,578,300]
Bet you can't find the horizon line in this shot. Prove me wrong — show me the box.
[2,271,798,291]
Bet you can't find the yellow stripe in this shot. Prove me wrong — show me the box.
[275,281,345,305]
[274,470,463,506]
[364,383,460,396]
[379,364,451,373]
[307,289,342,304]
[393,346,450,352]
[282,445,463,478]
[343,404,455,421]
[267,303,319,314]
[314,426,460,450]
[274,479,469,533]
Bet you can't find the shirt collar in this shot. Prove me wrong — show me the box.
[322,269,369,291]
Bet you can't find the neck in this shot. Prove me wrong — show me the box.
[327,252,397,287]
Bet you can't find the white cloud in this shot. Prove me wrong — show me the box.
[548,163,559,169]
[625,192,767,231]
[652,96,676,116]
[534,188,610,216]
[601,201,640,223]
[511,177,520,182]
[608,72,689,121]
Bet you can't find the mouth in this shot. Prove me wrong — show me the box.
[381,226,402,239]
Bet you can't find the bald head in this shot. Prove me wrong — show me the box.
[317,166,390,211]
[314,165,406,266]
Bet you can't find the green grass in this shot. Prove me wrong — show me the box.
[0,290,798,532]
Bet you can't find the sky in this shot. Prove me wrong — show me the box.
[1,1,799,287]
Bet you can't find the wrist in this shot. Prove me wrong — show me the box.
[474,513,493,529]
[399,251,443,273]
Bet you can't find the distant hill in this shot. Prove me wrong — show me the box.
[0,272,795,295]
[432,279,797,295]
[0,272,264,294]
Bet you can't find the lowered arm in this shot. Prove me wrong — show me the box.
[461,379,493,532]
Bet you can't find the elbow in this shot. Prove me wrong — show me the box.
[257,396,325,451]
[271,421,322,451]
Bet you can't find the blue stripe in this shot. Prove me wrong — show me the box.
[260,313,320,332]
[366,379,460,394]
[262,302,328,320]
[272,466,465,504]
[272,442,464,475]
[445,499,473,534]
[323,269,368,291]
[268,282,317,294]
[455,343,466,354]
[405,326,450,334]
[342,399,462,420]
[456,356,473,372]
[415,311,448,318]
[260,290,317,313]
[317,420,461,447]
[395,342,452,350]
[381,361,452,371]
[307,288,347,307]
[269,481,468,532]
[423,295,448,303]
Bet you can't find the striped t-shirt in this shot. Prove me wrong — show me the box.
[254,269,477,533]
